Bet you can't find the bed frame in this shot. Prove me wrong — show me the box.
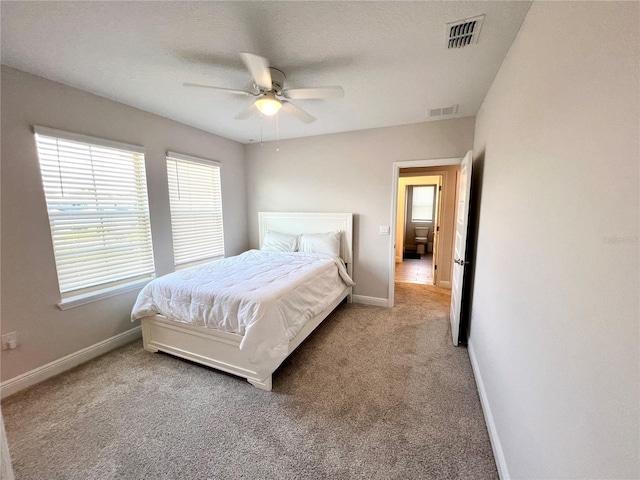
[140,212,353,391]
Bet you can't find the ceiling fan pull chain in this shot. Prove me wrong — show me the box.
[276,113,280,152]
[260,114,263,147]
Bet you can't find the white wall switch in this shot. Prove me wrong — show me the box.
[379,226,390,235]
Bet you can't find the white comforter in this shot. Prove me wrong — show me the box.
[131,250,354,377]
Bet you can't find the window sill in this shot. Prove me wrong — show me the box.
[57,278,152,311]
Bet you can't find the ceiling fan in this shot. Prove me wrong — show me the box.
[184,53,344,124]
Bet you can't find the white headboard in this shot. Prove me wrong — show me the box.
[258,212,353,274]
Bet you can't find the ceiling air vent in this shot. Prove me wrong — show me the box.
[428,105,458,118]
[446,15,485,49]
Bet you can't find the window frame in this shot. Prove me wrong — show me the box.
[33,125,156,309]
[166,151,225,269]
[411,184,437,222]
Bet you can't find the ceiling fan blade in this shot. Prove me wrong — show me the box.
[281,101,315,124]
[183,83,255,96]
[281,86,344,100]
[239,53,272,90]
[235,102,257,120]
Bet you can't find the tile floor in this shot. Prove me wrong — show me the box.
[395,253,434,285]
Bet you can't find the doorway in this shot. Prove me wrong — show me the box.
[389,158,463,307]
[394,176,442,286]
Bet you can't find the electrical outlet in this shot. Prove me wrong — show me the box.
[1,332,17,350]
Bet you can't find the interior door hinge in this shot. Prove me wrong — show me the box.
[434,264,437,270]
[439,185,442,191]
[436,226,440,232]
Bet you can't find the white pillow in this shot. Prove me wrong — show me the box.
[298,231,341,257]
[261,231,298,252]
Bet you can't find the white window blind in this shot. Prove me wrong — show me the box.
[34,126,156,302]
[411,185,436,222]
[166,152,224,268]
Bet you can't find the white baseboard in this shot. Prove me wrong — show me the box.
[352,295,389,307]
[0,326,141,399]
[437,280,452,289]
[468,339,510,479]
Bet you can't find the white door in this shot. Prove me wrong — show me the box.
[432,176,443,285]
[450,150,473,346]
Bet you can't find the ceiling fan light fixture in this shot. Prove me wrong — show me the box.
[255,91,282,116]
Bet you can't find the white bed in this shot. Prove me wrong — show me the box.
[133,212,354,391]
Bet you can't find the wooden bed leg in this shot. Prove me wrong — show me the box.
[248,376,272,391]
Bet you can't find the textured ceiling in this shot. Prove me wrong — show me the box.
[1,1,531,144]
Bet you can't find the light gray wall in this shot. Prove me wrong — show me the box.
[244,118,475,300]
[470,2,639,478]
[0,67,248,381]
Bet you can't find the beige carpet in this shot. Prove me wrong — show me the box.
[2,283,497,479]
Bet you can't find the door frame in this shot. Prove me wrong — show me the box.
[432,174,444,285]
[389,156,463,307]
[395,175,442,265]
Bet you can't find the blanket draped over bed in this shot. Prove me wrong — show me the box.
[131,250,354,378]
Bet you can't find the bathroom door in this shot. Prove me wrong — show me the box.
[432,176,443,285]
[449,150,472,346]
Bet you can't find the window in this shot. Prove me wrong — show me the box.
[166,152,224,268]
[34,126,155,308]
[411,185,436,222]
